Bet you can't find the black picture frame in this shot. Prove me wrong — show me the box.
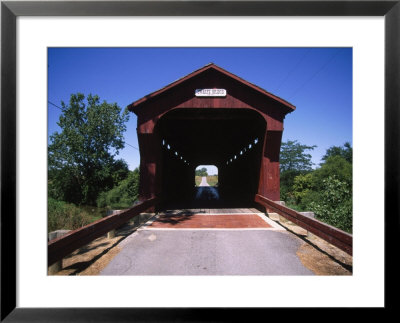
[1,1,398,321]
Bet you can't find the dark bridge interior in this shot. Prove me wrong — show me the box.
[157,108,266,208]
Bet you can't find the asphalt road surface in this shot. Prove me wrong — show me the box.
[100,176,314,276]
[199,176,209,186]
[100,227,314,276]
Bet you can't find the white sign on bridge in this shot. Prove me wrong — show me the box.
[195,89,227,97]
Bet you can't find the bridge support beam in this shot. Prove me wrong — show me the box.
[258,130,282,201]
[48,259,62,274]
[137,132,162,208]
[107,229,116,239]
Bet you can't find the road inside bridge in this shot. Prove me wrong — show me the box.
[100,210,314,276]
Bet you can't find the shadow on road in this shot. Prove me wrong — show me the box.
[155,210,198,225]
[60,220,141,275]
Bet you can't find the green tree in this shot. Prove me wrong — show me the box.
[109,159,130,187]
[309,176,352,233]
[195,167,208,176]
[292,173,314,206]
[289,149,352,232]
[279,140,316,202]
[280,140,316,173]
[312,155,352,190]
[321,142,352,164]
[48,93,129,205]
[97,168,140,209]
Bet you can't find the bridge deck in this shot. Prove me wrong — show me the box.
[143,208,280,229]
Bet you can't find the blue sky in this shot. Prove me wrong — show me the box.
[48,47,352,172]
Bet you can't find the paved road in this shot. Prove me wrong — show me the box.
[100,226,314,276]
[199,176,209,186]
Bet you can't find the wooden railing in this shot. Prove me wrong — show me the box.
[48,197,158,267]
[255,194,352,255]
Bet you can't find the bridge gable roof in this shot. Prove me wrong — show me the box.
[128,63,295,117]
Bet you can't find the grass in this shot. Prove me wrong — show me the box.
[194,175,218,187]
[79,205,108,221]
[48,198,106,233]
[206,175,218,187]
[195,176,202,186]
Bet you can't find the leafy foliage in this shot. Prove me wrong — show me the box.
[321,142,352,164]
[48,93,129,205]
[280,140,316,173]
[292,173,314,206]
[280,141,353,233]
[195,167,208,176]
[309,176,352,233]
[312,155,352,190]
[279,140,316,203]
[97,168,140,209]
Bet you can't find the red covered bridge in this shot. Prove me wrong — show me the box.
[128,63,295,208]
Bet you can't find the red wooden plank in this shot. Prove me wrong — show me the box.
[48,198,158,266]
[255,194,352,255]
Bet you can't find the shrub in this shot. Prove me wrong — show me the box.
[280,169,305,203]
[312,155,352,190]
[96,168,139,209]
[292,173,314,205]
[309,176,352,233]
[48,198,93,232]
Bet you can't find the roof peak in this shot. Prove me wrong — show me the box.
[128,63,295,113]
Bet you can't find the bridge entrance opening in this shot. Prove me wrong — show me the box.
[194,165,219,207]
[157,108,266,208]
[195,165,218,187]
